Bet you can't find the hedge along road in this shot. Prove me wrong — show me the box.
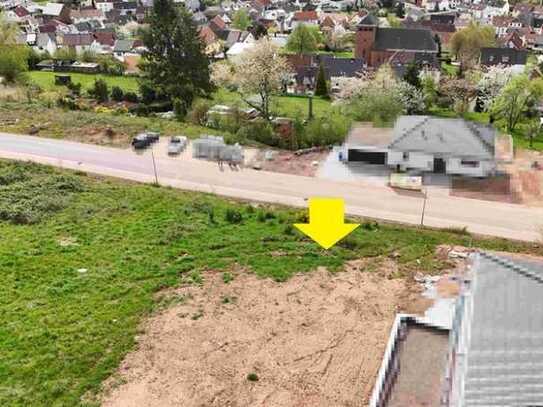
[0,132,541,243]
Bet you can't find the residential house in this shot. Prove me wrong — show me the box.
[93,30,116,53]
[181,0,201,12]
[95,0,115,13]
[70,8,106,24]
[113,1,138,16]
[492,16,522,37]
[343,116,498,177]
[291,10,319,30]
[480,47,528,69]
[370,252,543,407]
[60,33,97,54]
[512,2,534,27]
[355,16,438,68]
[499,30,526,49]
[444,253,543,406]
[34,32,57,55]
[287,54,365,93]
[113,38,137,61]
[38,2,71,24]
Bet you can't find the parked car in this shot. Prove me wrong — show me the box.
[131,133,151,150]
[131,132,161,150]
[146,132,160,143]
[168,135,188,155]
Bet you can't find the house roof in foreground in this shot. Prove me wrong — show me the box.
[461,253,543,406]
[390,116,495,159]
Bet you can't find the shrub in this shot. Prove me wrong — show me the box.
[111,86,124,102]
[57,96,80,110]
[246,373,259,382]
[225,208,243,223]
[66,81,82,96]
[123,91,139,103]
[236,119,278,147]
[173,98,188,120]
[89,79,109,102]
[96,55,126,75]
[298,112,350,148]
[283,224,295,235]
[139,81,157,104]
[188,99,211,126]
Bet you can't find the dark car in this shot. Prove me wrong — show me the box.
[146,132,160,143]
[131,133,151,149]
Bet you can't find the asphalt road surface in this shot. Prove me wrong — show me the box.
[1,132,541,242]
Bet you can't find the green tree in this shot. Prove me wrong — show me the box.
[491,74,543,133]
[450,23,495,68]
[0,46,29,83]
[232,9,251,30]
[286,24,319,54]
[403,61,421,89]
[140,0,212,112]
[314,63,328,98]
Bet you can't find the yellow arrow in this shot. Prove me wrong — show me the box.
[294,198,360,250]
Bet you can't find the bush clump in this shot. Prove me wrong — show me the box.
[225,208,243,223]
[111,86,124,102]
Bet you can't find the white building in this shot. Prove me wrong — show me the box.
[342,116,500,177]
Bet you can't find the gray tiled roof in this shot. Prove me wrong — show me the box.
[374,28,437,52]
[390,116,495,160]
[462,254,543,406]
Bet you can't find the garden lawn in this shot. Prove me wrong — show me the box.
[0,160,542,407]
[28,71,139,93]
[211,88,338,119]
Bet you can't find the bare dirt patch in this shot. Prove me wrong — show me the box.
[248,149,329,177]
[450,175,519,203]
[101,266,422,407]
[451,148,543,205]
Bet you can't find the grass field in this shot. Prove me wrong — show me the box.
[0,160,541,406]
[211,88,338,119]
[0,102,226,147]
[28,71,140,93]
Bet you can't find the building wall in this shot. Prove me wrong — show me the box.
[446,158,495,177]
[387,150,434,171]
[354,25,376,61]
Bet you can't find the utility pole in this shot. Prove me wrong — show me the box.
[420,188,427,227]
[151,148,158,185]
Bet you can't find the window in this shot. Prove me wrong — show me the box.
[502,56,510,63]
[461,160,479,168]
[403,152,410,160]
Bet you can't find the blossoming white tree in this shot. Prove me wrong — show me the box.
[476,65,514,112]
[211,38,291,119]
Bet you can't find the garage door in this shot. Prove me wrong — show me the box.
[348,150,387,165]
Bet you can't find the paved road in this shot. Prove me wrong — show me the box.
[1,132,542,242]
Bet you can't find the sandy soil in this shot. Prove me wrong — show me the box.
[451,149,543,206]
[101,262,425,407]
[248,149,329,177]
